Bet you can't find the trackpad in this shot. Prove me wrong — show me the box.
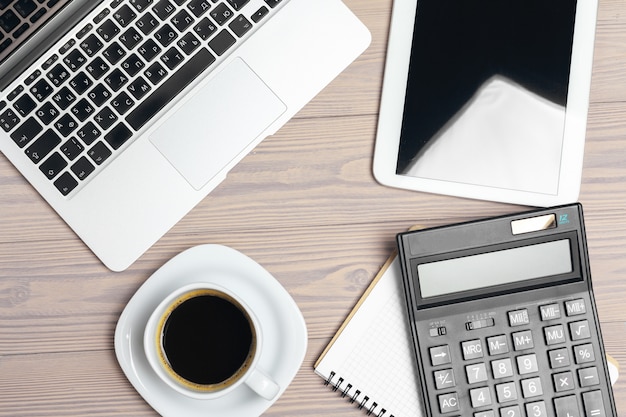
[150,58,286,190]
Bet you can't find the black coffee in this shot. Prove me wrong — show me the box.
[161,293,255,387]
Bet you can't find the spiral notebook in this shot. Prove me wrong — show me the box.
[314,252,620,417]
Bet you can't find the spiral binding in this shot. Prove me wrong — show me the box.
[324,371,393,417]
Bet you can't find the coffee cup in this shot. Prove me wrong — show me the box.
[144,283,280,400]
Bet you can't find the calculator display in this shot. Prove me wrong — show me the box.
[418,239,573,298]
[397,204,617,417]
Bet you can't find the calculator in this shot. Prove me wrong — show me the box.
[397,204,617,417]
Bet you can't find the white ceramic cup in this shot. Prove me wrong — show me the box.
[144,282,280,400]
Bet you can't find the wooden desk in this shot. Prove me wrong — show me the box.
[1,0,624,415]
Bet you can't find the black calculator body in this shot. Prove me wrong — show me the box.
[397,204,617,417]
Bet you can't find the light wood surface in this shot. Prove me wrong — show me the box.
[1,0,625,415]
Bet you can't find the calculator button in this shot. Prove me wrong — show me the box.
[470,387,492,408]
[525,401,548,417]
[487,335,509,355]
[430,345,451,366]
[512,330,534,351]
[495,382,518,403]
[521,376,543,398]
[573,343,595,364]
[569,320,591,341]
[475,411,495,417]
[578,366,600,387]
[462,339,484,360]
[466,362,488,384]
[499,404,521,417]
[544,324,566,345]
[565,299,586,316]
[539,303,561,321]
[552,371,575,392]
[516,353,538,374]
[438,392,460,413]
[554,395,581,417]
[491,358,513,379]
[549,347,571,368]
[582,390,605,417]
[507,309,529,326]
[433,368,456,389]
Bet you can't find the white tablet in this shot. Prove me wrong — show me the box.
[373,0,598,207]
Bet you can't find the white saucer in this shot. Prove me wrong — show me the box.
[114,244,308,416]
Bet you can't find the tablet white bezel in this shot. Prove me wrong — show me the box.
[373,0,598,207]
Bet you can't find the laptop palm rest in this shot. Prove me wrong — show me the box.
[149,58,286,190]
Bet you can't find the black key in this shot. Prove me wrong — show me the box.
[188,0,211,18]
[144,62,168,85]
[35,102,60,125]
[60,137,84,160]
[54,113,78,136]
[8,85,24,101]
[103,41,126,64]
[194,17,217,40]
[70,98,95,121]
[138,38,161,61]
[29,8,47,24]
[39,152,67,179]
[0,10,20,33]
[0,108,20,131]
[80,34,104,57]
[93,7,111,25]
[161,47,184,70]
[87,83,112,106]
[127,76,151,100]
[104,122,132,149]
[127,48,215,130]
[86,56,110,80]
[97,19,120,42]
[24,69,41,86]
[88,141,112,165]
[15,0,38,18]
[136,11,158,35]
[10,116,42,147]
[0,38,12,55]
[155,23,177,47]
[229,14,251,38]
[210,3,233,25]
[69,71,93,94]
[153,0,175,20]
[208,29,235,56]
[251,6,268,23]
[63,49,87,71]
[178,32,201,55]
[76,23,93,39]
[46,63,71,86]
[129,0,154,13]
[76,121,101,145]
[94,106,118,130]
[263,0,281,7]
[119,27,142,50]
[51,86,76,109]
[54,171,78,195]
[111,91,134,115]
[71,156,95,180]
[171,9,194,32]
[226,0,249,11]
[121,53,144,77]
[14,94,37,116]
[112,4,136,27]
[25,129,61,163]
[30,78,54,101]
[104,68,129,91]
[13,22,29,38]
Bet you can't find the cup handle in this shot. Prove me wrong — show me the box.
[245,368,280,400]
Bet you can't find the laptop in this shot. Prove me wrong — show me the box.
[0,0,371,271]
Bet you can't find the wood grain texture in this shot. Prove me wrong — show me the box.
[1,0,625,416]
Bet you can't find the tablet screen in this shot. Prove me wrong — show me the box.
[397,0,577,195]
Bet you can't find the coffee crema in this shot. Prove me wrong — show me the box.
[156,289,257,392]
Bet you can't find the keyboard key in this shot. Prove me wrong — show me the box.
[51,86,76,109]
[121,53,145,76]
[35,102,60,125]
[76,121,101,145]
[461,339,483,360]
[144,61,168,84]
[500,405,521,417]
[178,31,201,54]
[208,29,235,55]
[39,152,67,179]
[53,171,78,195]
[226,0,249,11]
[127,47,215,130]
[153,0,176,20]
[539,303,561,321]
[127,76,151,100]
[113,4,136,27]
[263,0,282,8]
[210,3,233,25]
[251,6,268,23]
[161,47,184,70]
[103,41,126,64]
[138,38,161,61]
[119,26,143,49]
[97,19,120,41]
[63,49,87,71]
[188,0,211,18]
[14,94,37,116]
[136,11,158,35]
[86,56,110,80]
[70,98,95,122]
[229,14,251,37]
[0,10,20,33]
[154,23,177,46]
[111,91,134,115]
[171,9,194,32]
[0,108,20,131]
[47,63,71,86]
[104,68,129,91]
[94,106,118,130]
[30,78,54,101]
[10,116,42,147]
[486,335,509,355]
[88,141,112,165]
[508,309,529,326]
[60,137,84,160]
[69,71,93,94]
[129,0,154,13]
[194,17,217,40]
[80,34,104,57]
[104,122,132,149]
[15,0,37,18]
[25,129,61,163]
[54,113,78,136]
[87,83,112,106]
[71,156,95,180]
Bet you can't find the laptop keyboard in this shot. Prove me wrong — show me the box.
[0,0,283,196]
